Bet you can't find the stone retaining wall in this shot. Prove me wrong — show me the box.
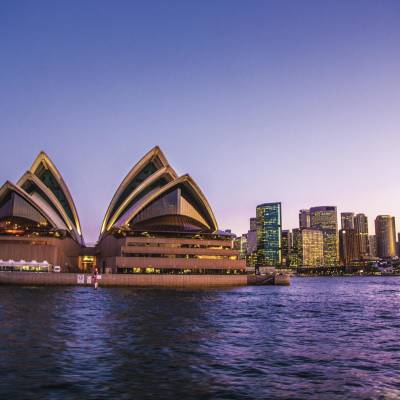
[0,272,248,287]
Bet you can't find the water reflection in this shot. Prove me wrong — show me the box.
[0,277,399,399]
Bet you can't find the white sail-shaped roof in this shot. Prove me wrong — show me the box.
[17,152,84,244]
[101,148,218,237]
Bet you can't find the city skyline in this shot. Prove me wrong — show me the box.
[1,1,399,243]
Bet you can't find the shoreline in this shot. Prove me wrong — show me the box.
[0,271,290,287]
[294,274,400,277]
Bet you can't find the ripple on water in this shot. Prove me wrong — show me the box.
[0,277,399,399]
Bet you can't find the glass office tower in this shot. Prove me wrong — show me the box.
[256,202,282,267]
[310,206,339,266]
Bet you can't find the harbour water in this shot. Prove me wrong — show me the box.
[0,277,399,399]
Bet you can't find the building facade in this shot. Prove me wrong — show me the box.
[354,213,369,256]
[368,235,377,257]
[301,229,324,267]
[246,218,257,268]
[290,228,302,267]
[299,209,311,229]
[256,202,282,267]
[339,229,360,266]
[291,228,324,267]
[341,213,355,230]
[310,206,339,266]
[375,215,397,259]
[281,229,292,267]
[0,152,84,272]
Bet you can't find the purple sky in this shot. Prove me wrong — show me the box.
[1,1,399,243]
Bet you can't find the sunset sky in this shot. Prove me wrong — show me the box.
[1,0,399,242]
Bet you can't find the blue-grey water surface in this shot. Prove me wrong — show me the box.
[0,277,399,399]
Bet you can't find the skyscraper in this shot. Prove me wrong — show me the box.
[299,209,310,229]
[239,234,248,260]
[310,206,339,266]
[368,235,377,257]
[256,202,282,266]
[341,212,355,230]
[300,229,324,267]
[398,233,400,257]
[339,229,360,266]
[354,213,369,256]
[246,217,257,267]
[250,217,257,231]
[290,228,302,267]
[375,215,397,259]
[281,229,292,267]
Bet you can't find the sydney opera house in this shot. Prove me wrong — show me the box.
[0,147,245,276]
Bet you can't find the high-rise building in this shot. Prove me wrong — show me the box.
[341,213,355,230]
[246,225,257,254]
[310,206,339,266]
[246,218,257,267]
[354,213,369,256]
[256,202,282,266]
[339,229,360,266]
[233,234,247,260]
[239,234,248,260]
[289,228,324,267]
[368,235,377,257]
[375,215,397,259]
[281,229,292,267]
[397,233,400,257]
[299,209,310,229]
[290,228,302,267]
[301,229,324,267]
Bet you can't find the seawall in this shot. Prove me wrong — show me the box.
[0,272,248,287]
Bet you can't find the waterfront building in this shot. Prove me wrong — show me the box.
[302,229,324,267]
[256,202,282,267]
[290,228,302,267]
[341,213,355,230]
[239,234,248,260]
[295,229,324,267]
[233,236,241,251]
[0,147,245,275]
[339,229,360,266]
[375,215,397,259]
[97,147,245,274]
[0,152,84,272]
[368,235,377,257]
[246,221,257,254]
[299,209,310,229]
[246,218,257,267]
[233,234,248,260]
[354,213,369,256]
[398,233,400,257]
[281,229,292,267]
[310,206,339,266]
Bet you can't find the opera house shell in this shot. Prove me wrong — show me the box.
[0,152,83,272]
[0,147,245,275]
